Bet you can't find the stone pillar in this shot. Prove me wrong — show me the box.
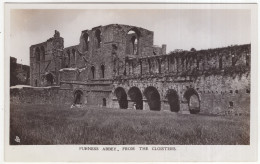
[162,100,170,111]
[128,100,135,110]
[112,99,119,109]
[143,99,149,110]
[180,101,190,114]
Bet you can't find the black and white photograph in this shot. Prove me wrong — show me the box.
[4,2,258,162]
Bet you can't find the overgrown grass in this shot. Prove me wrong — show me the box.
[10,104,250,145]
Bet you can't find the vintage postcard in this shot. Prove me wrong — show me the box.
[4,2,258,162]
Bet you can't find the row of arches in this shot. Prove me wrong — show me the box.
[114,86,200,113]
[124,49,250,76]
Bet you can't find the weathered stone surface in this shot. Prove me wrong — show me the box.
[11,24,250,115]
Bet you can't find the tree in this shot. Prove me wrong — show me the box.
[190,48,196,52]
[10,59,18,86]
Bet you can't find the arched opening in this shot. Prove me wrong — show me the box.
[72,49,76,64]
[128,87,143,110]
[103,98,107,107]
[35,47,40,62]
[67,50,71,67]
[95,29,101,48]
[144,86,161,111]
[131,36,138,55]
[91,66,95,79]
[45,73,54,85]
[184,88,200,114]
[74,90,83,105]
[114,87,128,109]
[101,64,105,78]
[126,28,140,56]
[83,33,90,51]
[166,89,180,112]
[40,46,45,61]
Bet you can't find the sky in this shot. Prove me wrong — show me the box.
[10,9,250,65]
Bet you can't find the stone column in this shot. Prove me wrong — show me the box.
[180,101,190,114]
[161,100,170,111]
[143,99,149,110]
[112,98,119,109]
[128,100,135,110]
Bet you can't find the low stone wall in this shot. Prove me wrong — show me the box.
[10,85,113,107]
[10,86,61,104]
[10,83,250,116]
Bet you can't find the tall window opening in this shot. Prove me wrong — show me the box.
[40,46,45,61]
[158,59,161,73]
[66,50,70,67]
[101,64,105,78]
[35,47,40,62]
[83,33,89,51]
[131,36,138,55]
[95,29,101,48]
[91,66,95,79]
[103,98,107,107]
[126,28,140,56]
[72,49,76,63]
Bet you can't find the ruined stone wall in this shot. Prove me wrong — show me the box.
[74,24,162,80]
[25,24,250,115]
[112,44,250,115]
[10,86,61,104]
[124,44,250,77]
[30,31,64,87]
[111,72,250,115]
[10,84,113,107]
[63,45,78,68]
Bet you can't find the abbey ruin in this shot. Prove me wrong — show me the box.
[10,24,251,115]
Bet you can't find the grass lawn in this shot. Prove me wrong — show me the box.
[10,103,250,145]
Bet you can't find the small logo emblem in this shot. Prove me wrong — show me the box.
[15,136,20,143]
